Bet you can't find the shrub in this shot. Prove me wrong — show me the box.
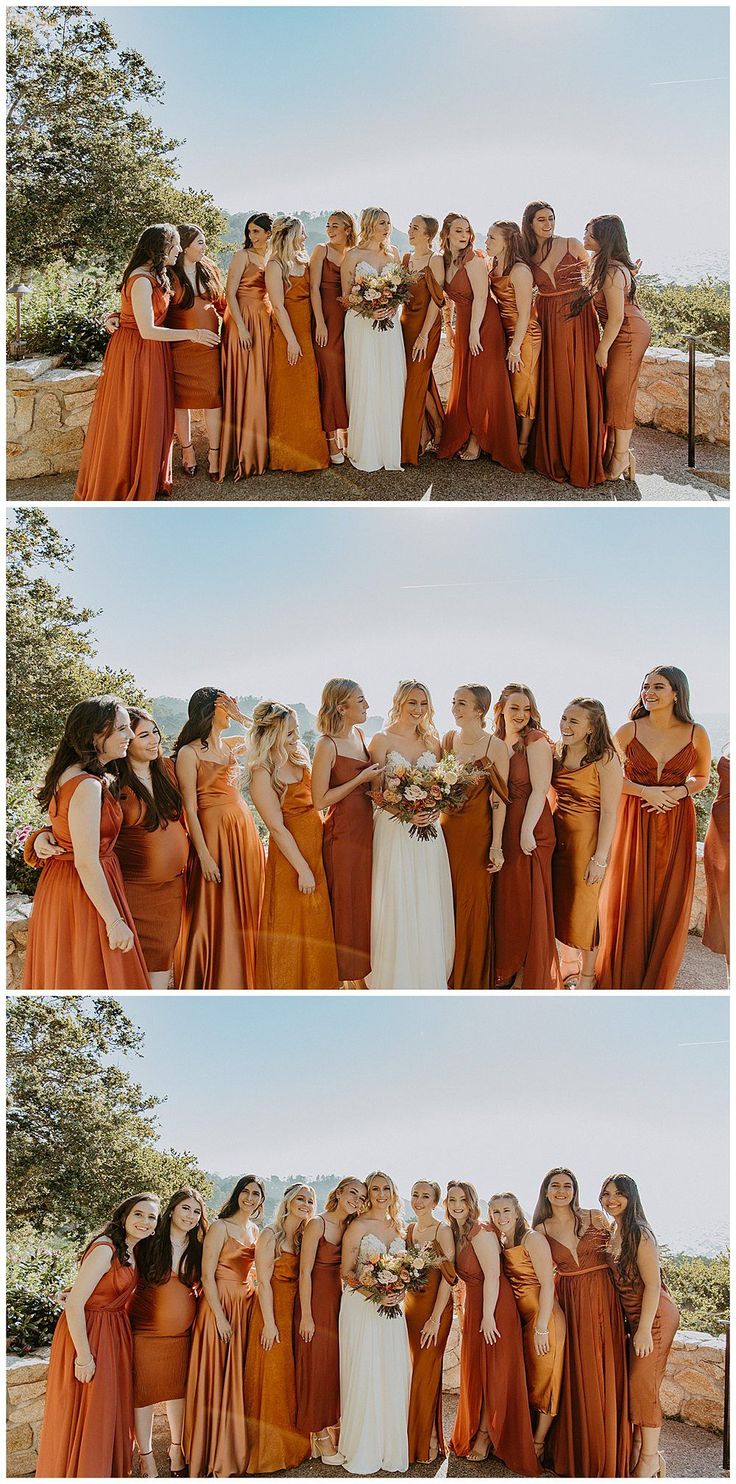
[660,1247,730,1336]
[695,758,720,843]
[7,1232,78,1354]
[637,276,730,354]
[9,262,116,367]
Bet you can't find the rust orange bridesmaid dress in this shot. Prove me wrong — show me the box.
[551,756,605,952]
[269,268,330,472]
[36,1239,137,1478]
[130,1269,198,1408]
[115,768,189,976]
[166,268,225,409]
[74,272,174,502]
[405,1221,456,1463]
[440,731,506,990]
[542,1220,630,1478]
[315,253,349,435]
[321,738,373,983]
[607,1252,679,1430]
[493,270,542,420]
[531,245,606,488]
[256,769,339,990]
[492,734,562,989]
[23,775,150,991]
[438,257,524,471]
[244,1252,311,1474]
[502,1243,565,1422]
[219,258,272,479]
[295,1221,342,1440]
[594,281,652,435]
[174,755,265,991]
[703,753,729,961]
[596,723,698,989]
[400,254,445,464]
[182,1231,255,1478]
[450,1223,539,1475]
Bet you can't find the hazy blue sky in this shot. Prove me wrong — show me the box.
[110,993,728,1254]
[94,6,729,278]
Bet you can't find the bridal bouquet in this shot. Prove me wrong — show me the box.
[376,753,484,841]
[355,1243,438,1319]
[343,263,413,330]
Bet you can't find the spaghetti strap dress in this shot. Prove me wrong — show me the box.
[606,1250,679,1428]
[594,274,652,432]
[183,1231,255,1478]
[400,254,445,463]
[440,731,505,990]
[492,732,562,989]
[219,257,272,479]
[703,753,729,960]
[315,253,349,434]
[295,1219,343,1437]
[438,256,523,470]
[321,734,373,982]
[405,1221,456,1462]
[256,767,340,990]
[531,243,605,488]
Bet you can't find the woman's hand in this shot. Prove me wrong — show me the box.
[633,1324,654,1358]
[420,1314,441,1348]
[34,831,65,859]
[487,845,504,875]
[74,1354,96,1383]
[533,1324,550,1357]
[480,1311,500,1344]
[520,824,537,856]
[199,850,222,884]
[469,328,483,357]
[412,334,429,362]
[106,916,134,953]
[215,1312,232,1342]
[103,311,120,336]
[237,324,253,351]
[595,344,609,369]
[414,808,439,827]
[287,337,303,367]
[379,1291,403,1309]
[298,865,316,895]
[506,341,523,372]
[299,1313,316,1342]
[191,327,220,348]
[640,785,679,814]
[315,318,328,349]
[373,306,394,322]
[261,1320,280,1350]
[360,762,385,785]
[584,855,607,885]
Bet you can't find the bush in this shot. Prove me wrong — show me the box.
[6,775,45,896]
[9,261,117,367]
[695,758,720,843]
[637,276,730,354]
[661,1247,730,1336]
[7,1231,78,1354]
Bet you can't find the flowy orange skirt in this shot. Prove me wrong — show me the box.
[245,1254,311,1474]
[531,251,605,488]
[182,1239,255,1478]
[405,1234,455,1462]
[256,773,339,990]
[438,261,523,471]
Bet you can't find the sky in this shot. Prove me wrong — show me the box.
[21,504,729,739]
[92,5,730,280]
[109,993,729,1254]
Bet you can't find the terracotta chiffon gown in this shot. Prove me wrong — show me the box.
[23,775,150,991]
[542,1221,630,1478]
[321,737,373,983]
[531,245,606,488]
[115,770,189,973]
[551,756,604,951]
[400,255,445,464]
[36,1240,137,1478]
[245,1252,311,1474]
[438,258,524,471]
[174,755,265,991]
[130,1270,198,1406]
[502,1243,565,1418]
[405,1222,456,1463]
[75,272,174,501]
[269,268,330,472]
[256,769,339,990]
[594,281,652,432]
[607,1253,679,1426]
[315,254,349,434]
[596,724,698,989]
[183,1232,255,1478]
[295,1222,343,1437]
[492,270,542,419]
[440,732,506,990]
[450,1223,539,1475]
[167,269,226,408]
[492,733,562,989]
[219,258,272,479]
[703,753,729,960]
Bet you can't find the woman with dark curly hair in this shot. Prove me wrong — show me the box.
[219,212,274,480]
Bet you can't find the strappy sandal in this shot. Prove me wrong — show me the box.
[181,442,197,477]
[208,446,220,483]
[138,1450,158,1478]
[168,1441,187,1478]
[469,1426,491,1462]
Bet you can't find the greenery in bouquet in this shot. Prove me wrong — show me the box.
[343,262,413,330]
[377,753,485,841]
[354,1242,438,1318]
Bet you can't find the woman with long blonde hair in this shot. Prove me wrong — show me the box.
[367,680,454,989]
[485,221,541,462]
[248,702,339,990]
[265,216,329,472]
[341,206,407,471]
[311,211,358,463]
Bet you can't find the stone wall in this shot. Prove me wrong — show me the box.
[6,1350,50,1478]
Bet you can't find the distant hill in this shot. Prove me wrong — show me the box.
[215,210,410,270]
[151,696,384,750]
[207,1172,343,1224]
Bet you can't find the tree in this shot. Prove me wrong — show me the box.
[660,1247,730,1336]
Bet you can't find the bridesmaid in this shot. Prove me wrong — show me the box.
[248,702,339,990]
[311,678,381,989]
[219,211,273,481]
[183,1175,264,1478]
[486,221,542,461]
[703,747,730,966]
[173,688,265,991]
[23,697,149,991]
[296,1177,367,1462]
[400,215,445,464]
[167,223,227,481]
[75,225,218,501]
[265,216,330,472]
[437,213,523,470]
[491,685,562,989]
[446,1183,538,1475]
[601,1175,680,1480]
[580,215,652,480]
[533,1168,630,1478]
[36,1192,160,1478]
[441,684,509,990]
[244,1184,315,1474]
[405,1180,456,1464]
[521,200,605,488]
[132,1187,207,1479]
[552,698,623,990]
[310,211,357,463]
[489,1192,565,1465]
[597,665,712,990]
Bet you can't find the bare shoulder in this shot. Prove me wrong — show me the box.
[510,260,532,283]
[616,720,636,747]
[693,722,710,746]
[430,252,445,278]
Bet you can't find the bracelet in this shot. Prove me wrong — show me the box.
[106,915,126,931]
[591,856,608,869]
[534,1326,547,1336]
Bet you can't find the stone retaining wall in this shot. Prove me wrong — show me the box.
[7,1350,50,1478]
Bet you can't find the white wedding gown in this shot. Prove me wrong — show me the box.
[367,750,455,991]
[344,261,407,471]
[338,1233,411,1475]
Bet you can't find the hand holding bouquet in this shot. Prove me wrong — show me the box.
[343,263,413,331]
[376,753,485,841]
[354,1243,438,1318]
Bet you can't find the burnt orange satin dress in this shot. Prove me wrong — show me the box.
[36,1240,137,1479]
[400,254,445,464]
[167,268,225,408]
[493,734,562,989]
[493,270,542,419]
[245,1252,311,1474]
[75,273,174,502]
[440,732,505,990]
[531,247,605,488]
[552,756,604,951]
[23,775,149,991]
[405,1222,456,1463]
[438,258,524,471]
[544,1222,630,1478]
[269,267,330,471]
[130,1272,198,1406]
[115,774,189,973]
[321,738,373,982]
[607,1254,679,1427]
[502,1243,565,1417]
[596,725,698,990]
[315,253,348,433]
[703,753,729,960]
[295,1224,342,1435]
[256,769,339,990]
[450,1223,539,1475]
[174,756,265,991]
[219,258,272,479]
[594,281,652,431]
[183,1233,255,1479]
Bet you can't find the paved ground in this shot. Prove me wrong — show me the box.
[674,934,728,990]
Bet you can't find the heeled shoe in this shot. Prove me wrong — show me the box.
[468,1427,491,1462]
[138,1451,158,1479]
[207,447,220,483]
[606,449,636,482]
[181,443,197,477]
[328,435,345,465]
[168,1442,187,1478]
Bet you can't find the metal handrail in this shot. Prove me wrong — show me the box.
[682,331,722,471]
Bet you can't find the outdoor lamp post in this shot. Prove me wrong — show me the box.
[7,281,33,361]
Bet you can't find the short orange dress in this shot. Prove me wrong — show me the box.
[596,724,698,990]
[607,1250,679,1428]
[405,1222,456,1462]
[256,768,340,990]
[440,732,506,990]
[295,1222,343,1436]
[502,1243,565,1418]
[314,253,349,434]
[36,1239,137,1479]
[166,268,226,408]
[492,733,562,989]
[400,254,445,464]
[244,1251,311,1474]
[130,1270,198,1406]
[492,269,542,419]
[23,774,150,991]
[551,756,604,952]
[594,279,652,431]
[115,770,189,973]
[183,1233,255,1479]
[531,246,605,488]
[321,737,373,983]
[703,753,729,960]
[174,755,265,991]
[75,272,174,502]
[268,267,330,472]
[438,257,524,471]
[219,258,272,479]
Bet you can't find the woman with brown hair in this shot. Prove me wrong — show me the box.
[400,214,445,464]
[167,224,227,481]
[266,216,329,472]
[296,1177,367,1462]
[219,211,273,481]
[579,215,652,481]
[486,221,542,461]
[405,1180,457,1463]
[310,211,357,463]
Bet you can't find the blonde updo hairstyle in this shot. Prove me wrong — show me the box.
[246,700,309,798]
[358,207,392,252]
[387,680,439,746]
[318,678,362,737]
[412,1179,442,1206]
[364,1170,406,1234]
[328,210,358,247]
[270,215,307,287]
[270,1182,316,1257]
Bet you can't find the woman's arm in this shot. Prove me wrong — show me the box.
[472,1228,501,1343]
[67,779,134,952]
[420,1223,455,1347]
[340,1219,363,1282]
[64,1243,114,1377]
[584,751,624,883]
[200,1222,231,1340]
[175,748,220,883]
[310,736,382,812]
[507,263,534,366]
[310,245,328,347]
[130,276,218,346]
[249,767,315,891]
[684,724,713,795]
[488,736,509,869]
[225,249,252,348]
[523,1230,557,1355]
[633,1234,662,1356]
[520,737,553,854]
[466,255,489,356]
[412,255,445,361]
[254,1229,279,1348]
[264,262,302,365]
[340,250,357,301]
[596,269,626,367]
[298,1216,323,1341]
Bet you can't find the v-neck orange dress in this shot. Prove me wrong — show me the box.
[437,254,524,471]
[219,257,272,479]
[256,767,339,989]
[183,1232,256,1477]
[400,254,445,463]
[530,245,605,488]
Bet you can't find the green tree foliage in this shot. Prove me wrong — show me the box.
[660,1247,730,1336]
[638,276,730,354]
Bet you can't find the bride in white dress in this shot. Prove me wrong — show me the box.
[341,207,407,472]
[367,680,455,990]
[338,1171,411,1475]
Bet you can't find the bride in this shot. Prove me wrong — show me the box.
[338,1172,411,1475]
[367,680,455,990]
[341,207,407,472]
